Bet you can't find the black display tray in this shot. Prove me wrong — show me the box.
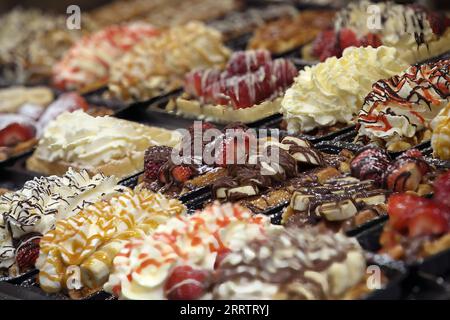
[0,250,407,300]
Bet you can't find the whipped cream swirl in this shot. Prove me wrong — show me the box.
[281,46,409,133]
[357,59,450,145]
[104,202,281,300]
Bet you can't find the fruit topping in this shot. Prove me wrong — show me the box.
[16,236,41,272]
[184,50,297,109]
[350,147,390,186]
[171,166,194,183]
[164,265,210,300]
[143,146,173,182]
[384,170,450,241]
[433,171,450,209]
[311,28,378,62]
[0,121,36,147]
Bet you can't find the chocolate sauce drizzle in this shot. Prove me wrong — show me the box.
[213,228,363,300]
[358,59,450,132]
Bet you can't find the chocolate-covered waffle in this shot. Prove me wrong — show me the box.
[212,136,353,213]
[143,122,253,197]
[282,176,388,232]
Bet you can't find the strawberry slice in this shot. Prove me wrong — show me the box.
[185,69,221,98]
[271,59,297,91]
[361,33,382,48]
[0,122,36,147]
[407,202,449,237]
[427,11,449,36]
[171,165,194,183]
[164,265,209,300]
[226,50,271,75]
[433,171,450,209]
[226,75,254,109]
[387,193,428,232]
[339,28,361,50]
[312,29,339,61]
[16,237,41,272]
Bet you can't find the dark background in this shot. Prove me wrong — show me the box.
[0,0,448,15]
[0,0,111,14]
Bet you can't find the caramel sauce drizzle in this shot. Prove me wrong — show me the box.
[38,189,185,292]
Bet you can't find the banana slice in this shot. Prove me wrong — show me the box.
[316,199,357,221]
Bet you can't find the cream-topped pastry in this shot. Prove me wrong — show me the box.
[357,59,450,150]
[335,1,437,49]
[26,110,181,179]
[108,21,230,101]
[212,227,366,300]
[53,23,160,92]
[281,46,409,133]
[431,103,450,160]
[36,189,185,295]
[104,202,281,300]
[308,0,450,62]
[0,169,121,273]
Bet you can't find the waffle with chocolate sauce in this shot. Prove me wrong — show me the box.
[212,136,354,213]
[282,176,389,232]
[142,123,248,197]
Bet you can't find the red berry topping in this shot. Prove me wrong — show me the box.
[212,129,254,167]
[361,33,382,48]
[407,202,449,237]
[226,50,271,75]
[338,28,360,50]
[164,265,209,300]
[427,11,449,36]
[16,237,41,272]
[37,93,89,128]
[171,166,194,183]
[350,147,390,186]
[184,50,296,109]
[0,122,36,147]
[388,194,428,232]
[312,29,340,61]
[387,193,449,237]
[433,171,450,209]
[144,146,173,182]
